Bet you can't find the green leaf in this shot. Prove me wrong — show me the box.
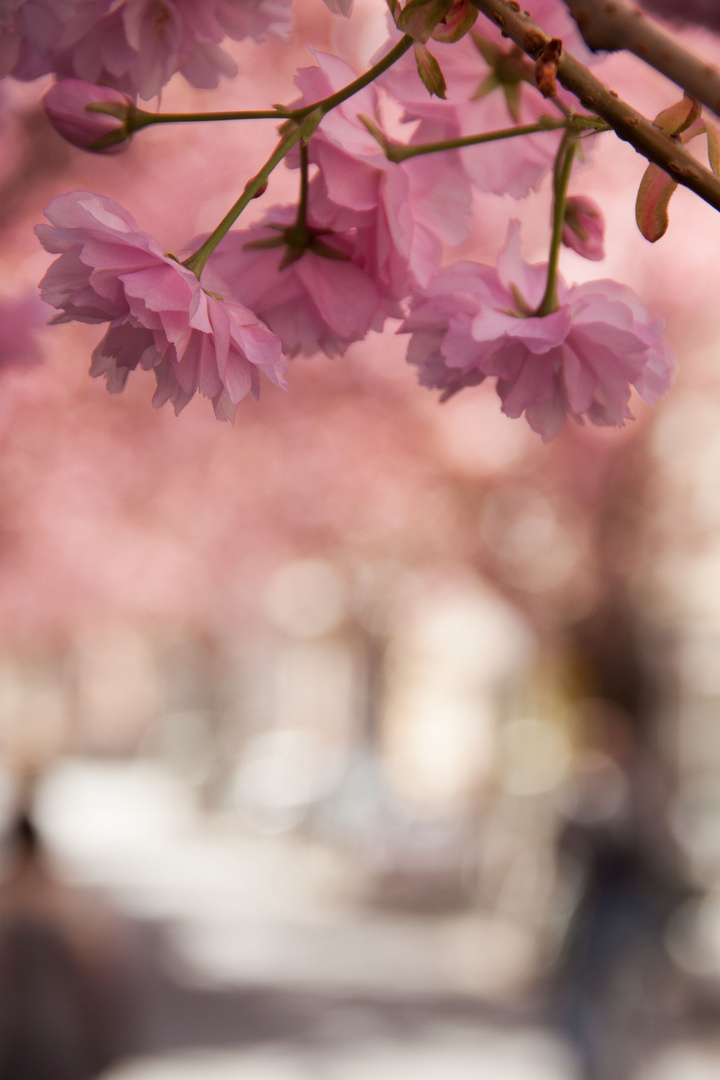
[470,29,502,67]
[413,41,447,98]
[87,129,130,150]
[635,162,678,242]
[502,80,522,124]
[309,239,351,261]
[242,236,285,250]
[470,71,499,102]
[278,248,305,270]
[86,102,129,120]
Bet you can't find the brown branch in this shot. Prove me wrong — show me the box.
[468,0,720,214]
[563,0,720,118]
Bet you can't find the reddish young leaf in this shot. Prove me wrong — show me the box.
[653,94,701,137]
[636,163,678,242]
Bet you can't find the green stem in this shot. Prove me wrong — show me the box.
[129,108,282,129]
[291,34,414,120]
[535,135,576,317]
[181,35,414,280]
[383,118,568,162]
[99,34,414,138]
[182,120,310,279]
[285,142,311,249]
[362,111,609,161]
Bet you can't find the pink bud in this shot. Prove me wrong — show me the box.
[432,0,478,42]
[42,80,133,155]
[562,195,605,261]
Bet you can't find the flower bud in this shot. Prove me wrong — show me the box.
[431,0,478,42]
[43,80,133,155]
[562,195,605,261]
[397,0,454,44]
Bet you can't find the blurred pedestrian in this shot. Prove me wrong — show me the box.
[552,700,687,1080]
[0,809,132,1080]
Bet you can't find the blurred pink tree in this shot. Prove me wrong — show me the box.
[0,0,715,654]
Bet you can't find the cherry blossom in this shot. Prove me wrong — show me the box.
[35,191,287,420]
[0,0,86,80]
[291,49,470,299]
[402,222,674,440]
[205,204,394,359]
[0,0,26,77]
[3,0,294,97]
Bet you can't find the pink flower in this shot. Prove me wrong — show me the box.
[291,49,470,299]
[402,261,494,398]
[0,0,88,80]
[205,204,395,359]
[0,0,25,77]
[43,79,132,154]
[402,222,674,440]
[562,194,605,260]
[35,191,287,420]
[5,0,293,97]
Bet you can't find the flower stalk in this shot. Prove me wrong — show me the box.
[126,106,284,129]
[289,34,414,121]
[535,134,576,317]
[361,113,607,162]
[283,142,311,253]
[92,35,415,141]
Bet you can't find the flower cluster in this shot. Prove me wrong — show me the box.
[36,192,287,419]
[402,223,674,440]
[19,0,679,440]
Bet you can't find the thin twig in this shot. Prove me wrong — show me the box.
[563,0,720,118]
[468,0,720,213]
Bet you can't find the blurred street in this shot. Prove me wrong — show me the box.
[10,757,715,1080]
